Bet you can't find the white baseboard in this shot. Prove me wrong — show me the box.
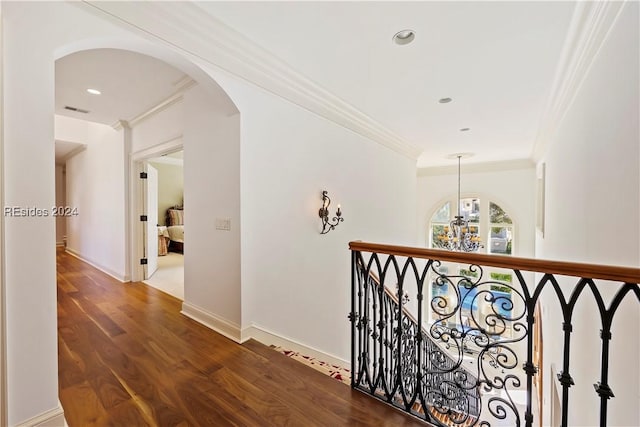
[241,323,350,371]
[65,248,128,282]
[180,302,242,343]
[179,304,350,372]
[16,403,66,427]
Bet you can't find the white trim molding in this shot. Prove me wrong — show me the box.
[80,1,422,161]
[418,158,534,177]
[178,303,351,371]
[65,249,128,283]
[147,155,183,167]
[111,79,195,130]
[131,135,183,162]
[532,0,628,160]
[129,137,183,283]
[181,302,242,343]
[15,403,66,427]
[241,324,350,371]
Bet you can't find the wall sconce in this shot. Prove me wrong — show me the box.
[319,190,343,234]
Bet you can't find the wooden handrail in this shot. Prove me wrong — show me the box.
[349,241,640,284]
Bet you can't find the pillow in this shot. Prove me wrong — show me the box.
[168,209,184,226]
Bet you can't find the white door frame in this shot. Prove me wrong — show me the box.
[144,162,159,279]
[129,136,183,282]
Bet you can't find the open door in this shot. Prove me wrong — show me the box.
[145,163,159,279]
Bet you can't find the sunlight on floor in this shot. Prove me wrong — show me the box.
[143,252,184,300]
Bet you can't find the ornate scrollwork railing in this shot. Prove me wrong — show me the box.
[349,242,640,427]
[351,256,481,426]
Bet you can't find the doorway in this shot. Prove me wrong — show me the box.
[132,145,185,300]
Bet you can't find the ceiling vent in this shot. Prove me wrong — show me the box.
[64,106,90,114]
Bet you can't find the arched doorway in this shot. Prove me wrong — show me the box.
[2,2,241,423]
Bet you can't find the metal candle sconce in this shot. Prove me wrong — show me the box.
[319,190,343,234]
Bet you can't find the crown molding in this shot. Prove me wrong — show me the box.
[531,0,628,161]
[173,74,195,91]
[81,1,422,160]
[111,78,195,130]
[417,158,534,177]
[131,135,183,162]
[111,119,129,131]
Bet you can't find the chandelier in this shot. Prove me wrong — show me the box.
[434,155,483,252]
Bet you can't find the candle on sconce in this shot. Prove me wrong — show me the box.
[319,190,344,234]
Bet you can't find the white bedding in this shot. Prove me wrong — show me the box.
[167,225,184,242]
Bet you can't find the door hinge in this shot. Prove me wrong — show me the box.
[140,215,148,222]
[140,258,148,265]
[140,172,148,179]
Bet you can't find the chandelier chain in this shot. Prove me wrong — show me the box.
[434,155,483,252]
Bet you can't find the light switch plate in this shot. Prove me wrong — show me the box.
[215,218,231,231]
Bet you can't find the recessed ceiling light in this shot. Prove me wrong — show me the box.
[86,88,101,95]
[393,30,415,45]
[460,128,471,132]
[438,98,452,104]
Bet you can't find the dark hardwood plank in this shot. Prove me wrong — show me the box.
[57,336,85,389]
[57,248,428,426]
[242,339,426,426]
[207,366,312,426]
[101,400,153,427]
[59,381,108,426]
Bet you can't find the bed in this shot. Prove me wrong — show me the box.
[165,206,184,253]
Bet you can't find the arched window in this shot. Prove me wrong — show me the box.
[429,198,514,256]
[427,197,517,337]
[488,202,513,255]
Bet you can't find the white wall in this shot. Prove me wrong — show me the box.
[182,86,242,328]
[3,8,58,424]
[54,165,66,245]
[5,4,637,427]
[130,84,242,330]
[4,8,417,426]
[1,2,164,423]
[205,68,418,362]
[417,164,536,257]
[536,3,639,426]
[148,161,183,225]
[132,100,184,153]
[63,117,127,280]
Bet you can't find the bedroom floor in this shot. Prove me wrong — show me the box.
[143,252,184,300]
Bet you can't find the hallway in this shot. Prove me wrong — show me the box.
[56,249,426,426]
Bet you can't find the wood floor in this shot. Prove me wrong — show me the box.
[57,249,428,426]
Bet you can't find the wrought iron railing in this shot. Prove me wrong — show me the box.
[349,241,640,427]
[353,266,481,426]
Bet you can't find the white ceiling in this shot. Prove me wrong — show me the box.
[54,2,578,168]
[55,48,188,126]
[198,1,576,167]
[55,140,85,164]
